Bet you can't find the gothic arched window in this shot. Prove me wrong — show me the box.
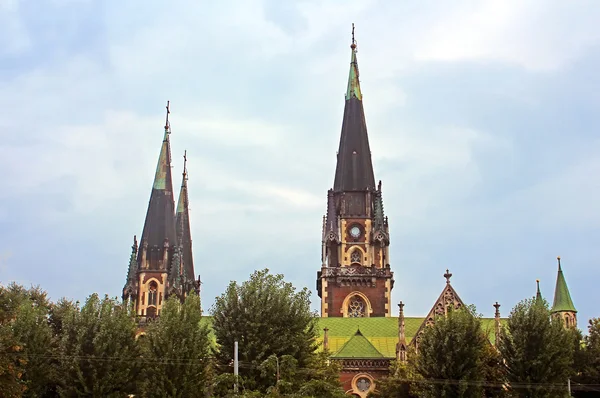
[350,250,362,264]
[148,282,158,307]
[348,295,366,317]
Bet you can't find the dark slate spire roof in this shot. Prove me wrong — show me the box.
[138,102,177,256]
[333,28,376,192]
[551,257,577,313]
[175,151,195,281]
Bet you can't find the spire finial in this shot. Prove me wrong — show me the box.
[165,100,171,132]
[398,301,405,312]
[183,150,188,181]
[493,301,501,316]
[444,269,452,284]
[351,23,356,49]
[557,256,562,270]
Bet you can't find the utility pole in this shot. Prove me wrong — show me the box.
[275,356,280,384]
[234,341,239,394]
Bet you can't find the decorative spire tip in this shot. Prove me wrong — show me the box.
[557,256,562,270]
[351,23,356,50]
[183,150,188,180]
[444,269,452,283]
[165,100,171,132]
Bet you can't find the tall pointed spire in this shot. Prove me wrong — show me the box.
[138,101,177,267]
[175,150,195,282]
[333,24,376,192]
[535,279,543,304]
[552,256,577,313]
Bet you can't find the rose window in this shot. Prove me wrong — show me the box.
[356,377,371,392]
[348,296,366,317]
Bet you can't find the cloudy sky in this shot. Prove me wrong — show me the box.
[1,0,599,326]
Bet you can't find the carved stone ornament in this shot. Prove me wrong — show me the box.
[327,231,338,242]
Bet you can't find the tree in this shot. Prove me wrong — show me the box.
[210,269,329,393]
[368,357,422,398]
[572,318,600,397]
[498,298,574,398]
[56,293,140,397]
[139,292,211,397]
[0,283,55,397]
[414,307,489,398]
[12,293,56,397]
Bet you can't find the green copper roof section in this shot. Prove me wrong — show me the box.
[345,46,362,101]
[331,328,384,359]
[153,128,171,190]
[552,257,577,313]
[535,279,543,303]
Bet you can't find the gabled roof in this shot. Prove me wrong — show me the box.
[552,257,577,313]
[333,34,376,192]
[411,270,466,345]
[331,328,384,359]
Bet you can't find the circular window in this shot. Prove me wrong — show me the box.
[356,377,371,392]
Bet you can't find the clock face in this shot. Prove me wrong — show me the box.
[350,226,361,238]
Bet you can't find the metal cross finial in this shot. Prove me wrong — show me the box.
[165,100,171,131]
[444,269,452,284]
[398,301,405,312]
[493,301,501,315]
[183,150,188,180]
[352,23,355,45]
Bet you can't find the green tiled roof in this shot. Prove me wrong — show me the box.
[199,316,504,359]
[552,265,577,313]
[331,329,384,359]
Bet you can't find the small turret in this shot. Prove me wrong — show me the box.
[551,256,577,328]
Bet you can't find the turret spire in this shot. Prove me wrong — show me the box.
[175,150,195,283]
[535,279,543,304]
[551,256,577,313]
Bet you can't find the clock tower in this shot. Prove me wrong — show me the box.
[317,27,394,318]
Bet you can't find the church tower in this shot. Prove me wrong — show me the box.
[122,102,199,319]
[551,256,577,328]
[317,26,394,318]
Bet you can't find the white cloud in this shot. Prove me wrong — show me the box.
[413,0,600,71]
[0,0,31,56]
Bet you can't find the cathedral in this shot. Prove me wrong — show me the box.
[122,31,578,398]
[122,103,201,320]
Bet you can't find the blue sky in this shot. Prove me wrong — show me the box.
[1,0,599,327]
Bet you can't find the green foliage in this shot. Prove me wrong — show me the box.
[211,269,320,391]
[368,358,422,398]
[56,293,140,397]
[0,283,55,397]
[139,292,211,397]
[414,307,489,397]
[572,318,600,396]
[0,319,26,397]
[210,269,343,396]
[498,297,574,397]
[12,296,55,397]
